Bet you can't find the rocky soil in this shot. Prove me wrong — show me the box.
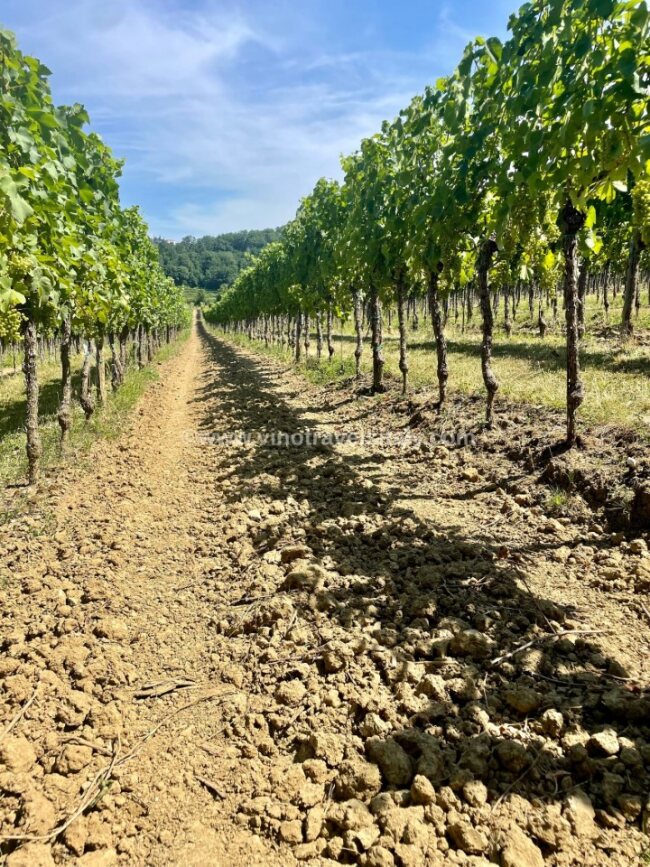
[1,319,649,866]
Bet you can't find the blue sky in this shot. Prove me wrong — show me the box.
[2,0,514,239]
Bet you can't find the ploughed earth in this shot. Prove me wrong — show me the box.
[1,318,649,866]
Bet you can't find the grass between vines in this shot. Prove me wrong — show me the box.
[0,330,190,491]
[208,296,650,438]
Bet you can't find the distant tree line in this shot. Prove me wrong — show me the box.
[153,229,283,293]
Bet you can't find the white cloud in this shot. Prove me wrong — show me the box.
[2,0,495,238]
[24,1,260,98]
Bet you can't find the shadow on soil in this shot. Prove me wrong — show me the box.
[196,322,649,839]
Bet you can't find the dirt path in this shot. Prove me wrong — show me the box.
[1,318,649,866]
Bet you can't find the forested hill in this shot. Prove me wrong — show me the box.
[154,228,283,293]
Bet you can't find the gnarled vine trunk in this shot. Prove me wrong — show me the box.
[411,298,419,332]
[622,229,645,337]
[315,311,323,362]
[146,328,154,363]
[578,259,589,337]
[119,326,129,375]
[80,339,95,421]
[23,317,41,485]
[294,312,302,363]
[96,332,107,404]
[136,325,145,369]
[353,291,363,378]
[369,285,385,393]
[326,305,335,360]
[560,201,586,446]
[109,331,123,391]
[396,281,408,395]
[477,238,499,426]
[503,286,512,336]
[427,267,448,406]
[57,317,73,443]
[577,261,588,338]
[538,299,547,338]
[303,314,310,359]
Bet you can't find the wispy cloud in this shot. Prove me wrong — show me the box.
[2,0,508,238]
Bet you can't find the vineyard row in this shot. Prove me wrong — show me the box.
[205,0,650,444]
[0,29,190,483]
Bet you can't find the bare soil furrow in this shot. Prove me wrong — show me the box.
[1,318,649,867]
